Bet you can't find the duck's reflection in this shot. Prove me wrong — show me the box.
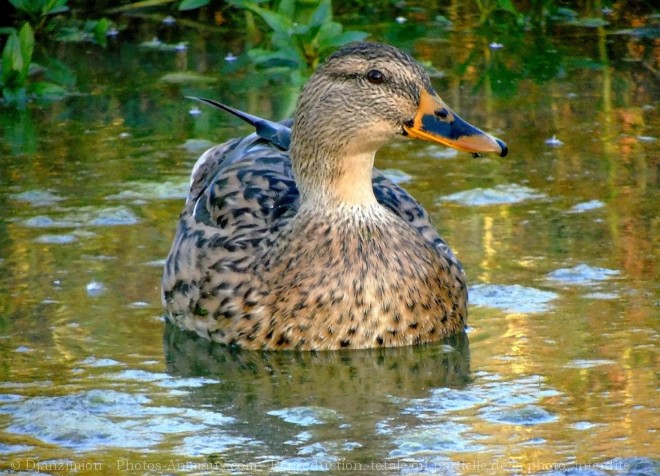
[164,324,471,456]
[164,323,470,408]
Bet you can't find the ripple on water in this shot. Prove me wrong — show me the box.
[570,421,601,431]
[78,357,125,368]
[404,387,488,415]
[179,431,253,457]
[381,169,412,184]
[268,406,342,426]
[404,375,560,417]
[390,422,485,456]
[105,369,170,382]
[105,180,189,201]
[179,138,215,153]
[480,404,557,426]
[0,394,23,403]
[22,206,140,228]
[547,264,620,285]
[0,443,34,454]
[438,184,546,206]
[271,440,360,473]
[388,375,560,458]
[33,233,78,244]
[469,284,558,313]
[565,359,616,369]
[0,390,235,451]
[537,457,659,475]
[10,190,65,206]
[567,200,605,213]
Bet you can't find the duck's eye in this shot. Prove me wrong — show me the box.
[366,69,385,85]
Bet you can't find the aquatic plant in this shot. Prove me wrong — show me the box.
[0,23,68,107]
[9,0,70,28]
[226,0,368,75]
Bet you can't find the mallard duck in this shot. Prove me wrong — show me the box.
[162,42,507,351]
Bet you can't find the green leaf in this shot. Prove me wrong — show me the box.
[309,0,331,28]
[322,30,368,50]
[17,23,34,83]
[318,23,367,51]
[2,31,23,86]
[493,0,518,16]
[93,18,111,47]
[43,57,76,88]
[105,0,177,14]
[178,0,210,11]
[29,81,67,101]
[9,0,34,16]
[227,0,292,34]
[250,5,292,34]
[40,0,70,16]
[276,0,295,18]
[247,47,302,69]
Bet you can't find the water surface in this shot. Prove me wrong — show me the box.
[0,3,657,475]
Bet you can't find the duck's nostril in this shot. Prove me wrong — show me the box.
[434,109,448,119]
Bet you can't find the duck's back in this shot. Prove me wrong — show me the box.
[162,122,466,349]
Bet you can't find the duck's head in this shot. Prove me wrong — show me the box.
[291,42,507,205]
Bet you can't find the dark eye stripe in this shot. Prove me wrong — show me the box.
[367,69,385,84]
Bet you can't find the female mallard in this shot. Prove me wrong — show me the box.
[162,42,507,351]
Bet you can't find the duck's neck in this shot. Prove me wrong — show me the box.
[290,140,378,209]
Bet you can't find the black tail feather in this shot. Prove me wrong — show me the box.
[186,96,291,151]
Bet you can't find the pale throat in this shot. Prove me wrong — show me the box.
[331,149,378,205]
[293,147,379,207]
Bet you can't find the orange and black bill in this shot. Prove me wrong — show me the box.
[403,90,508,157]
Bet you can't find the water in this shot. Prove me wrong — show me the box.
[0,3,658,475]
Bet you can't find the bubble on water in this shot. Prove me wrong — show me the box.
[86,281,106,296]
[545,135,564,146]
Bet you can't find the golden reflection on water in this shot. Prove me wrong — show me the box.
[0,3,657,474]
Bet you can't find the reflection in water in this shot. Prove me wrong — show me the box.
[164,325,473,471]
[165,323,471,405]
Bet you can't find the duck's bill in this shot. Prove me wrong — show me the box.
[403,90,508,157]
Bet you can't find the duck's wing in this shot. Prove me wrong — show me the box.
[163,101,298,321]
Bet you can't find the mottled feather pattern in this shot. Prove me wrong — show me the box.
[163,127,467,350]
[162,42,474,350]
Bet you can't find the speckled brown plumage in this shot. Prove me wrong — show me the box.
[162,42,507,350]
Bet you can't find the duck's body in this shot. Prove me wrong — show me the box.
[162,42,507,350]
